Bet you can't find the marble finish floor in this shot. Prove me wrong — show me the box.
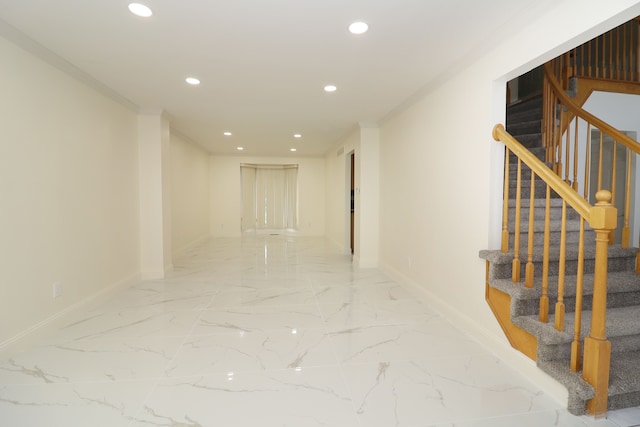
[0,235,638,426]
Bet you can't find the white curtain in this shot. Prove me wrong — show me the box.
[240,164,298,231]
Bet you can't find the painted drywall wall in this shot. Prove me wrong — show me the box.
[170,133,211,255]
[138,113,172,278]
[0,36,140,346]
[210,156,325,237]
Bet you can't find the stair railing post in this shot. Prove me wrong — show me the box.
[583,190,617,417]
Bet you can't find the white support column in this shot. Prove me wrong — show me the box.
[356,123,380,268]
[138,111,172,279]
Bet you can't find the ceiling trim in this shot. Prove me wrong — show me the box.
[0,17,139,112]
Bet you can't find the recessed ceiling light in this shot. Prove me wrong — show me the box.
[349,21,368,34]
[224,132,232,136]
[128,3,153,17]
[290,148,297,152]
[324,85,337,92]
[237,147,244,151]
[185,77,200,85]
[293,134,302,138]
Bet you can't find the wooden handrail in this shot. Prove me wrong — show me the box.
[544,63,640,155]
[493,124,591,220]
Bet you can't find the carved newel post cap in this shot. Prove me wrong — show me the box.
[595,190,612,205]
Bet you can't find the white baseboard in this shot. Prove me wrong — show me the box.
[0,272,140,359]
[378,260,569,409]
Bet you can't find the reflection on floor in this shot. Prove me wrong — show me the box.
[0,236,637,426]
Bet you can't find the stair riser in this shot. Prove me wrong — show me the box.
[506,230,596,248]
[507,109,543,124]
[507,122,541,136]
[488,255,636,281]
[512,290,640,318]
[509,148,546,162]
[507,97,542,113]
[609,392,640,411]
[537,334,640,365]
[513,134,542,148]
[509,183,560,199]
[508,207,580,221]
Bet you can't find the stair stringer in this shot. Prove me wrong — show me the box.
[484,261,537,360]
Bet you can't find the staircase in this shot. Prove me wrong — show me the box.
[481,93,640,415]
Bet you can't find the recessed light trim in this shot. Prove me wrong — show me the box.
[324,85,337,92]
[349,21,368,34]
[237,147,244,151]
[128,3,153,17]
[290,148,297,152]
[224,132,232,136]
[293,134,302,138]
[185,77,200,85]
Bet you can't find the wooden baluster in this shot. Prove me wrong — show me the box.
[609,141,618,245]
[637,235,640,274]
[611,140,618,204]
[616,25,621,80]
[563,52,570,88]
[584,190,616,417]
[526,171,536,288]
[555,200,567,331]
[585,124,591,200]
[540,185,551,323]
[597,132,604,193]
[571,216,586,372]
[587,40,594,77]
[573,119,579,191]
[573,129,592,371]
[623,23,628,81]
[513,159,522,282]
[555,108,563,176]
[565,116,571,184]
[636,20,640,82]
[609,31,614,80]
[598,36,607,78]
[622,148,631,247]
[543,80,551,162]
[502,148,510,253]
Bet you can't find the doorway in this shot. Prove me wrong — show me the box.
[350,152,355,254]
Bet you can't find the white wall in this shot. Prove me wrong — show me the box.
[325,0,640,404]
[171,133,211,255]
[0,36,140,346]
[210,156,325,236]
[138,113,172,278]
[582,91,640,246]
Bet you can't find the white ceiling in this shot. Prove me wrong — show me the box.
[0,0,549,157]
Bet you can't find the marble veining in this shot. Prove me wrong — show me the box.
[0,235,635,426]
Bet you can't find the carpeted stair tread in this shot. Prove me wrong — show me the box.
[479,245,637,265]
[508,198,567,208]
[537,359,594,400]
[507,218,593,233]
[489,271,640,302]
[537,354,640,414]
[516,305,640,347]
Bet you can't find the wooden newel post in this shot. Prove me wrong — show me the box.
[583,190,617,417]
